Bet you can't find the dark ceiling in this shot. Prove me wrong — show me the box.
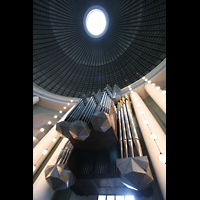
[33,0,166,98]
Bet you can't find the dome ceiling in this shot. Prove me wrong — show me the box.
[33,0,166,97]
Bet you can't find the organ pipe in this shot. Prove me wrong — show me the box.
[45,140,76,190]
[118,109,123,158]
[122,98,134,157]
[117,95,143,158]
[90,86,118,133]
[120,102,128,158]
[124,95,143,156]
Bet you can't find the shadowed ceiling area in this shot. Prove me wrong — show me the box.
[33,0,166,97]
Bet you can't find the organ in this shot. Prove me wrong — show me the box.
[45,87,154,197]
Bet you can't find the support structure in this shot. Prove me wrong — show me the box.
[144,83,166,113]
[130,91,166,199]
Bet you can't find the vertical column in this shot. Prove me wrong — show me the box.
[33,138,69,200]
[33,96,40,105]
[33,105,75,175]
[144,83,166,114]
[130,91,166,200]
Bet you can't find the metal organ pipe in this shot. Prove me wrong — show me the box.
[61,143,72,164]
[62,143,73,164]
[112,99,117,115]
[125,97,143,156]
[56,140,72,165]
[65,100,83,122]
[68,104,84,122]
[81,101,91,122]
[68,92,100,141]
[108,96,111,114]
[118,109,123,158]
[85,98,95,121]
[90,86,118,133]
[65,96,87,123]
[103,93,108,113]
[99,91,106,112]
[104,94,108,113]
[78,93,98,123]
[117,95,144,158]
[44,139,76,191]
[122,102,134,157]
[120,105,128,158]
[86,98,96,123]
[73,104,85,121]
[78,97,92,121]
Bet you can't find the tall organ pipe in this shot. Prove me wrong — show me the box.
[68,103,85,122]
[56,140,71,164]
[104,94,109,113]
[118,110,123,158]
[97,92,104,111]
[65,95,87,120]
[120,106,128,158]
[125,97,143,157]
[122,103,134,157]
[62,143,73,164]
[81,100,92,122]
[85,98,96,123]
[84,97,96,122]
[78,96,93,121]
[107,96,111,114]
[99,92,106,112]
[103,93,108,113]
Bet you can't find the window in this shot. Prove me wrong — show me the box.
[125,196,135,200]
[116,196,124,200]
[107,196,115,200]
[98,195,134,200]
[83,5,109,38]
[98,195,106,200]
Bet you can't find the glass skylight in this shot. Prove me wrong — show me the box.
[86,9,106,36]
[83,5,109,38]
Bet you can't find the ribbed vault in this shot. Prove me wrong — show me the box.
[33,0,166,97]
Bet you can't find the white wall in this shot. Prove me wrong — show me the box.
[33,138,69,200]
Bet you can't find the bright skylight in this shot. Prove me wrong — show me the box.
[107,195,115,200]
[116,196,124,200]
[98,195,134,200]
[125,195,135,200]
[86,9,106,36]
[83,5,109,38]
[98,195,106,200]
